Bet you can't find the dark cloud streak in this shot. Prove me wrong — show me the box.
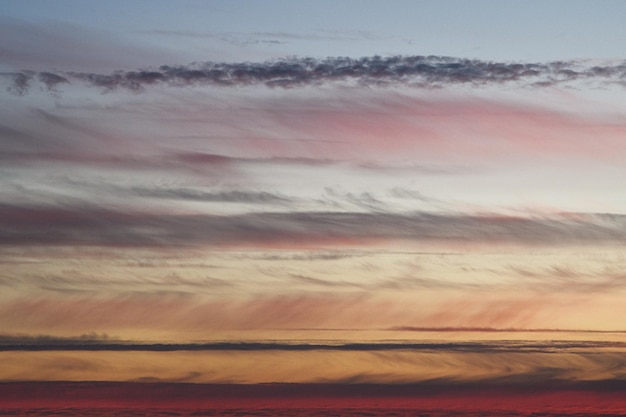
[5,56,626,94]
[2,338,625,352]
[1,204,626,248]
[129,187,290,205]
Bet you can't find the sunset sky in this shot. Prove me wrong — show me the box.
[2,1,626,414]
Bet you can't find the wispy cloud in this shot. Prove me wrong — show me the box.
[0,17,180,73]
[2,289,621,335]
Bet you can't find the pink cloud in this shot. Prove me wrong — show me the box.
[3,290,624,338]
[214,91,626,165]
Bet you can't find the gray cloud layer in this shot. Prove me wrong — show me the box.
[1,204,625,248]
[1,336,624,352]
[4,56,626,94]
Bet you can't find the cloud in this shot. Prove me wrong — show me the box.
[1,71,70,95]
[1,203,626,248]
[388,187,436,201]
[0,17,180,73]
[5,55,626,94]
[2,289,621,336]
[0,332,113,346]
[145,28,378,43]
[321,188,387,212]
[128,187,291,205]
[235,250,367,262]
[1,72,32,95]
[0,268,235,296]
[286,273,363,289]
[154,89,626,165]
[3,381,626,414]
[389,326,625,334]
[507,264,626,294]
[4,88,625,173]
[2,338,625,352]
[0,109,129,160]
[37,72,70,90]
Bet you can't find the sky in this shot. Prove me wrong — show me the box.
[2,0,626,415]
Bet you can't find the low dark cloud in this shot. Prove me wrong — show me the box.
[0,332,113,346]
[5,56,626,94]
[2,338,624,352]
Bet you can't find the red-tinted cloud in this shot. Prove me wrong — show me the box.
[2,382,626,414]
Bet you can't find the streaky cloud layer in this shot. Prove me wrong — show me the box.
[1,204,625,247]
[2,339,626,384]
[3,2,626,414]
